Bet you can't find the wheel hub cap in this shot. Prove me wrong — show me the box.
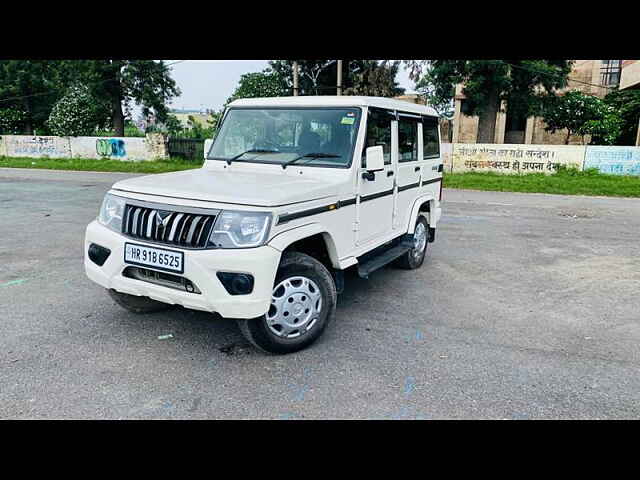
[413,222,427,260]
[266,276,322,338]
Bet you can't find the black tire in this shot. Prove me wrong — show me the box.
[238,251,337,355]
[108,289,173,314]
[395,216,429,270]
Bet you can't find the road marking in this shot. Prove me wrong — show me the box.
[0,278,28,288]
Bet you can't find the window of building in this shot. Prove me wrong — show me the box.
[422,117,440,159]
[398,117,418,163]
[601,60,622,87]
[362,108,393,167]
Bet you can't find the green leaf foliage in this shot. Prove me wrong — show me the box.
[601,88,640,145]
[540,90,624,145]
[0,107,27,134]
[47,84,109,136]
[0,60,71,134]
[404,60,573,141]
[225,70,289,106]
[268,60,404,97]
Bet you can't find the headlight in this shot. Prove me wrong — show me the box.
[98,193,126,232]
[208,211,272,248]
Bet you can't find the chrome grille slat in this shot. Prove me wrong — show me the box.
[163,213,175,241]
[195,217,212,246]
[168,213,184,242]
[122,204,217,249]
[127,207,136,232]
[178,215,194,245]
[131,208,141,235]
[186,215,202,245]
[146,211,156,238]
[140,209,149,237]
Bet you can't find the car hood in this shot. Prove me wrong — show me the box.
[111,167,339,207]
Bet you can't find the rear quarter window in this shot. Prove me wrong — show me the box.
[422,117,440,159]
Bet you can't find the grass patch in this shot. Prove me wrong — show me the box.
[0,156,201,174]
[443,168,640,198]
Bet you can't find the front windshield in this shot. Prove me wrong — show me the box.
[207,107,361,168]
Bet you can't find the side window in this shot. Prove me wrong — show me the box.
[362,108,392,167]
[422,117,440,159]
[398,117,418,163]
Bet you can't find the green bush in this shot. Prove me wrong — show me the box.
[0,108,26,134]
[47,84,109,136]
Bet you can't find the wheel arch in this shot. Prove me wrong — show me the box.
[268,223,340,270]
[407,194,437,234]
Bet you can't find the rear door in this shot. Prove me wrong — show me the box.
[418,115,442,201]
[394,113,421,232]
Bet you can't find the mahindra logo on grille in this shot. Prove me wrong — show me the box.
[155,210,172,227]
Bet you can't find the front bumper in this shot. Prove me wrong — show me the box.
[84,220,282,319]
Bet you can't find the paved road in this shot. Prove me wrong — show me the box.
[1,167,639,419]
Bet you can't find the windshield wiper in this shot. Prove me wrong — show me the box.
[225,148,279,165]
[282,152,341,169]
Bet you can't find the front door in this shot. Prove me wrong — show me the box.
[357,107,395,247]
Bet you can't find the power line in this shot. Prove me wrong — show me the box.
[0,60,187,105]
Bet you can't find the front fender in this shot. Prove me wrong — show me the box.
[267,222,340,268]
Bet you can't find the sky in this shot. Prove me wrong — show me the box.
[166,60,418,112]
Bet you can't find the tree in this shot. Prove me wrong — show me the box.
[414,71,454,117]
[269,60,335,95]
[269,60,404,97]
[0,107,26,134]
[0,60,69,134]
[601,88,640,145]
[154,111,222,139]
[47,84,109,136]
[163,114,184,136]
[343,61,404,97]
[582,108,624,145]
[225,69,288,105]
[405,60,573,143]
[539,90,622,145]
[77,60,180,137]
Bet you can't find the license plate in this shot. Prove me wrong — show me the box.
[124,242,184,273]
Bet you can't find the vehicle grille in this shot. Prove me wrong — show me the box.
[122,204,217,249]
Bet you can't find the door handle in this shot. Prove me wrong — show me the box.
[387,171,394,177]
[414,166,420,172]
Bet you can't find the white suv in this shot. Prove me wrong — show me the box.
[85,96,443,354]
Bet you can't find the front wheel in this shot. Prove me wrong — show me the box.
[238,251,337,354]
[395,216,429,270]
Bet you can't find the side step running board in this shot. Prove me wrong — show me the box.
[357,236,414,279]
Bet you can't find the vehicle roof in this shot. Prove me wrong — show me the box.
[228,96,440,117]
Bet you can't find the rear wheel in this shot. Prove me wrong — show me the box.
[108,289,172,314]
[238,251,337,354]
[395,216,429,270]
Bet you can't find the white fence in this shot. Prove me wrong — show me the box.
[0,134,167,161]
[442,143,640,176]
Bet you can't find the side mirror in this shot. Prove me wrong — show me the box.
[363,146,384,180]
